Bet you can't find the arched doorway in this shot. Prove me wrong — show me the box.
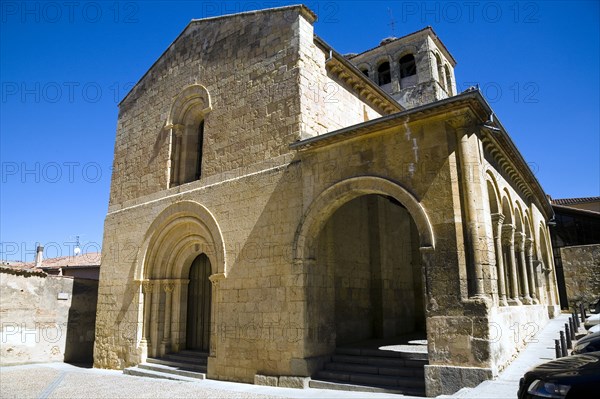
[136,200,226,362]
[316,194,425,345]
[186,254,212,352]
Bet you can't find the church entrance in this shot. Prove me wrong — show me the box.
[186,254,212,352]
[316,194,426,345]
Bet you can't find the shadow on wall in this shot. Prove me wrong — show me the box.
[64,278,99,365]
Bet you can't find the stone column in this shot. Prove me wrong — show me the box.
[140,281,153,361]
[525,238,539,304]
[169,279,188,352]
[491,213,508,306]
[456,127,489,299]
[161,282,175,356]
[502,224,522,306]
[515,232,533,304]
[170,124,184,186]
[150,281,161,357]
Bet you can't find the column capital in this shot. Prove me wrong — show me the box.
[502,224,515,243]
[491,213,505,226]
[209,272,226,287]
[514,232,526,250]
[525,237,535,253]
[142,281,153,294]
[163,282,175,293]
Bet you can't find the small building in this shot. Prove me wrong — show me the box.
[549,197,600,308]
[0,249,100,365]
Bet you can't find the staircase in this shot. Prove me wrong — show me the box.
[124,350,207,381]
[310,344,428,396]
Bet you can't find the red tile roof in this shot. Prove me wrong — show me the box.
[551,197,600,206]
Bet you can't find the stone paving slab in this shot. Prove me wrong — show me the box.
[0,363,411,399]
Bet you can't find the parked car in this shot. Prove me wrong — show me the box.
[573,331,600,354]
[589,324,600,334]
[590,298,600,314]
[584,313,600,330]
[518,351,600,398]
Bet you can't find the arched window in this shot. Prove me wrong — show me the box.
[434,53,444,84]
[444,65,453,95]
[167,84,211,188]
[360,68,369,77]
[399,54,417,89]
[399,54,416,78]
[377,62,391,86]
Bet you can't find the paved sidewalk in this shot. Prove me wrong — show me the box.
[0,314,571,399]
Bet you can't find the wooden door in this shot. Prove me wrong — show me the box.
[186,254,211,351]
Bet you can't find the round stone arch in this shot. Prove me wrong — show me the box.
[293,176,435,262]
[136,200,226,280]
[166,84,212,127]
[134,200,226,359]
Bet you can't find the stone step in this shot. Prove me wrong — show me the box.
[331,354,427,368]
[336,346,428,361]
[146,357,207,371]
[309,378,424,396]
[324,361,424,377]
[138,362,207,378]
[123,366,205,382]
[162,352,208,364]
[315,369,425,389]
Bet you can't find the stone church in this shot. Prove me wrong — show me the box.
[94,5,560,396]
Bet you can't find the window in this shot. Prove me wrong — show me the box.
[167,84,212,188]
[399,54,416,78]
[170,120,205,186]
[399,54,417,89]
[444,65,453,95]
[377,62,391,85]
[434,53,444,83]
[360,68,369,77]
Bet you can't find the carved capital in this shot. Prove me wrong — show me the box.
[525,238,535,254]
[142,281,153,294]
[491,213,505,226]
[209,273,226,288]
[163,282,175,293]
[501,224,515,244]
[514,232,526,250]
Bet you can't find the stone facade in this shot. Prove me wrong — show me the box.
[94,5,559,396]
[560,244,600,306]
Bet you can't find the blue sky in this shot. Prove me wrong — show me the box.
[1,1,599,261]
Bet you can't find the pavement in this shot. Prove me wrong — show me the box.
[0,314,574,399]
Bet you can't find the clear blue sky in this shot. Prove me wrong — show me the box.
[1,1,599,262]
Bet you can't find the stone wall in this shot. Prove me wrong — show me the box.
[0,268,98,365]
[560,244,600,306]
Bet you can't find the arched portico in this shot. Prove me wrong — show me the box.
[292,176,435,361]
[293,176,434,262]
[135,201,225,362]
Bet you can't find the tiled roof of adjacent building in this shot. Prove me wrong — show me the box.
[36,252,101,269]
[550,197,600,206]
[4,252,101,270]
